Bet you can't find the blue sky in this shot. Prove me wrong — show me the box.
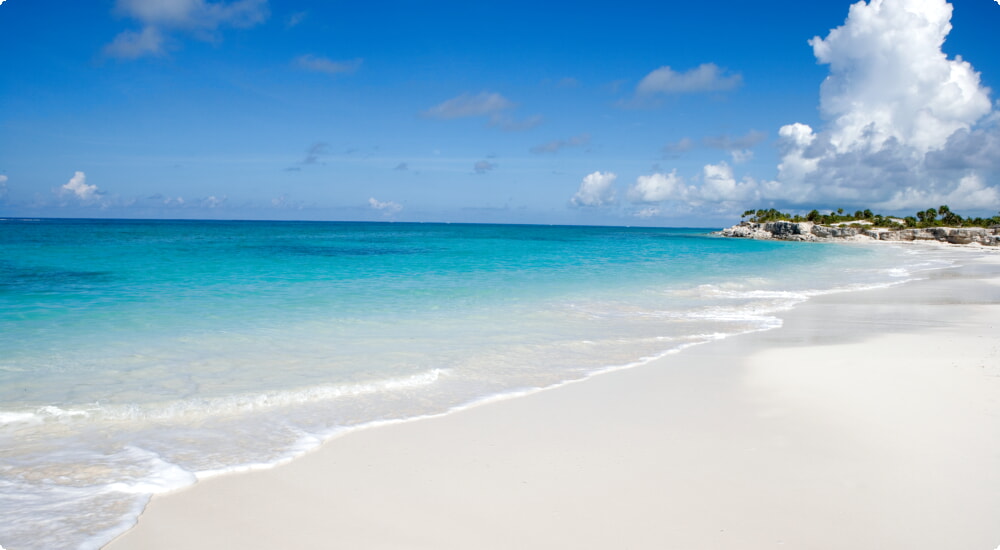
[1,0,998,226]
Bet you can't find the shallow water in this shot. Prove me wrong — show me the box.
[0,219,958,549]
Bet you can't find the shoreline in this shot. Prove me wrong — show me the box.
[106,251,1000,549]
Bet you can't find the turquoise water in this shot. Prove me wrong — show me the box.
[0,219,951,549]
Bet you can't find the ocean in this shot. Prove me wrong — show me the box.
[0,219,958,549]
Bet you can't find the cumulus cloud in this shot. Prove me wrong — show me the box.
[60,171,99,201]
[422,92,514,119]
[698,162,759,203]
[105,0,268,59]
[637,63,742,95]
[628,171,686,203]
[571,171,617,207]
[769,0,999,210]
[530,133,590,154]
[641,0,999,215]
[474,160,497,174]
[369,197,402,216]
[295,55,361,75]
[626,163,761,209]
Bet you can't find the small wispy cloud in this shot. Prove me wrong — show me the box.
[201,195,227,208]
[104,27,165,59]
[393,162,409,171]
[491,114,543,132]
[530,133,590,154]
[295,55,362,75]
[285,10,307,28]
[474,160,498,174]
[662,137,694,157]
[422,92,514,119]
[637,63,743,95]
[301,142,329,164]
[703,130,767,150]
[369,197,402,216]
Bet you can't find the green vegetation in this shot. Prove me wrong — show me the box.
[740,206,1000,229]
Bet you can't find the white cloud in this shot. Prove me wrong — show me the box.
[637,63,742,95]
[201,195,226,208]
[369,197,403,215]
[422,92,540,131]
[295,55,361,75]
[768,0,999,210]
[625,163,762,210]
[729,149,753,164]
[106,0,268,59]
[60,171,98,200]
[113,0,268,29]
[571,171,617,207]
[698,162,758,203]
[530,133,590,154]
[879,172,1000,211]
[422,92,514,119]
[628,171,686,203]
[104,27,165,59]
[0,175,7,199]
[634,206,662,218]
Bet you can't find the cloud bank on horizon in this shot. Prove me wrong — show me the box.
[585,0,999,217]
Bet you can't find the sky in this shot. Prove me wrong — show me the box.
[1,0,998,226]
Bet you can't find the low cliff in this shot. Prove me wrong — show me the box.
[719,221,1000,246]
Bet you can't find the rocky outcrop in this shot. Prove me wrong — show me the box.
[719,222,1000,246]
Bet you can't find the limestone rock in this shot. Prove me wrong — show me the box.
[719,222,1000,247]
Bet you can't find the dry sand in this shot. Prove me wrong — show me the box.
[107,254,1000,550]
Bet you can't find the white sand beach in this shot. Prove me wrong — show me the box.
[107,252,1000,550]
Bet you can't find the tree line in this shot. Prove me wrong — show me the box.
[740,206,1000,229]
